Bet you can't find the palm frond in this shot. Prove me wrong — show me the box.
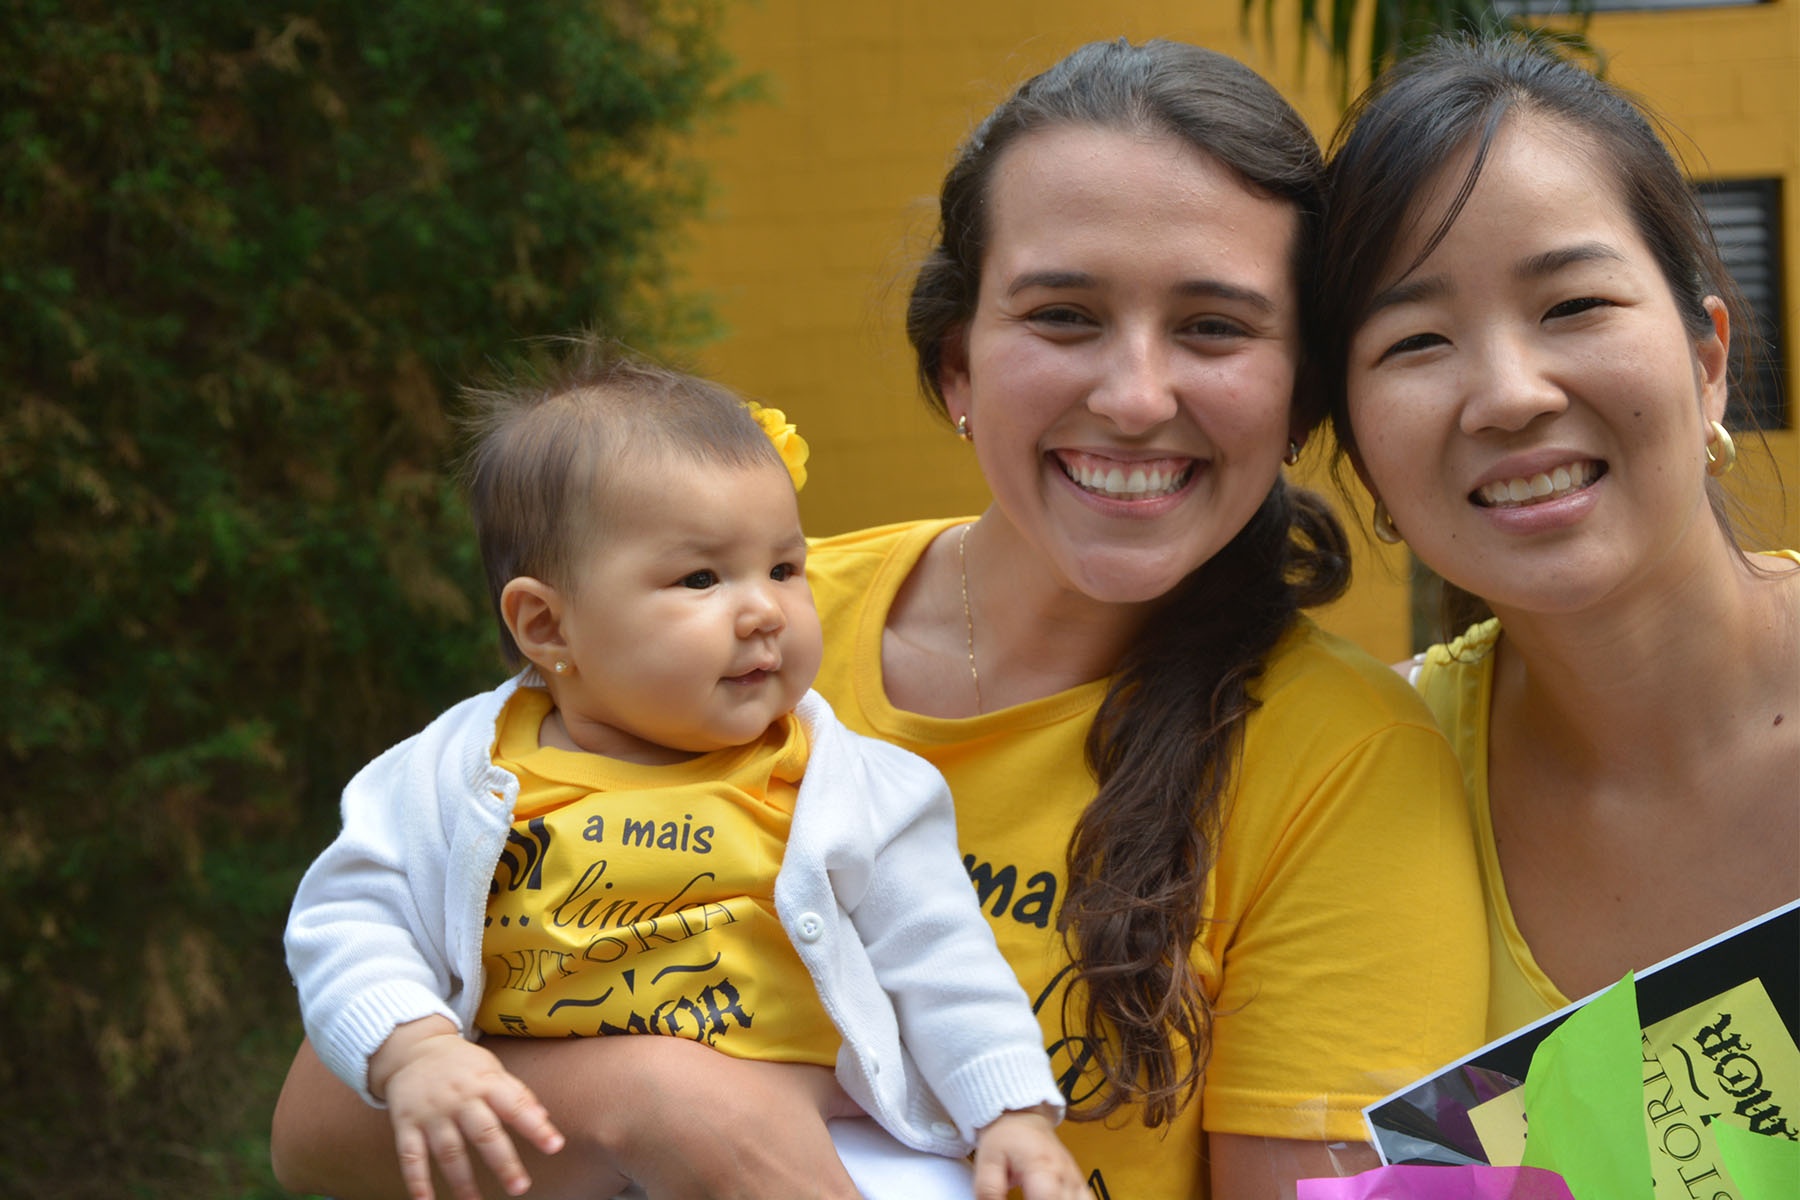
[1243,0,1598,102]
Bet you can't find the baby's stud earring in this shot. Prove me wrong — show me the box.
[553,660,569,675]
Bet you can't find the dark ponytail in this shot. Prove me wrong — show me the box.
[907,38,1343,1125]
[1063,482,1348,1124]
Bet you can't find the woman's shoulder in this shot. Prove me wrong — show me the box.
[807,518,960,614]
[1260,616,1442,728]
[1232,618,1468,841]
[808,517,955,561]
[1417,617,1503,678]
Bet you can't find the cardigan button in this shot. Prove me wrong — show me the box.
[794,912,825,942]
[930,1121,957,1141]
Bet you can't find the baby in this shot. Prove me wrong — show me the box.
[284,340,1080,1200]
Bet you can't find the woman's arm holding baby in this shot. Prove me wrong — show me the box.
[272,1035,864,1200]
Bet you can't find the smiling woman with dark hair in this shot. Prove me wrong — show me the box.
[1315,34,1799,1042]
[271,38,1487,1200]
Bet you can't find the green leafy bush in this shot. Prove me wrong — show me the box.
[0,2,739,1192]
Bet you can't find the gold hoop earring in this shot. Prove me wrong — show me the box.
[1373,499,1404,545]
[1283,440,1301,467]
[954,414,973,442]
[1705,420,1737,477]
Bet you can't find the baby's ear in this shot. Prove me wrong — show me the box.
[501,577,567,672]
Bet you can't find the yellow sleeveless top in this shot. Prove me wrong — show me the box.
[1414,551,1800,1039]
[1414,618,1569,1039]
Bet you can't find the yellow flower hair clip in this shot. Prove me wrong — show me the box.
[744,401,809,492]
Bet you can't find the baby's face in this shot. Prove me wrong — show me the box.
[550,455,822,763]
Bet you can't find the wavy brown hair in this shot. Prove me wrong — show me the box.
[906,38,1350,1126]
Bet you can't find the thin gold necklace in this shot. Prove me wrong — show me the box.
[957,522,982,713]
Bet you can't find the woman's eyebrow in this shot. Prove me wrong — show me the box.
[1172,278,1275,312]
[1366,273,1449,319]
[1006,270,1274,311]
[1515,241,1626,281]
[1363,241,1627,321]
[1005,269,1095,296]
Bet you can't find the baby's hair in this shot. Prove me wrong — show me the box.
[456,334,785,668]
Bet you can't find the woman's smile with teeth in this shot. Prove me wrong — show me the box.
[1057,452,1194,498]
[1472,460,1603,508]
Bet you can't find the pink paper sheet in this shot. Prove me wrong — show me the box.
[1295,1164,1577,1200]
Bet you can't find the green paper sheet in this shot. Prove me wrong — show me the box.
[1521,974,1655,1200]
[1712,1123,1800,1200]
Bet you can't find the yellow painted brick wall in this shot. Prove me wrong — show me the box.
[675,0,1797,662]
[1583,5,1800,561]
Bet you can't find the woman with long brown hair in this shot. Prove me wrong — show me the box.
[272,38,1486,1199]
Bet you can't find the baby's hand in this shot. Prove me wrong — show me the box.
[972,1106,1084,1200]
[369,1016,565,1200]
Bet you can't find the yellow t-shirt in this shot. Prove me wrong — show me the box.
[808,519,1487,1199]
[1412,618,1567,1040]
[1415,550,1800,1041]
[474,686,839,1067]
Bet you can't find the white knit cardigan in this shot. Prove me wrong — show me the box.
[285,677,1063,1154]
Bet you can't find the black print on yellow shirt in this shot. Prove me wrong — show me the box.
[486,803,754,1042]
[1029,962,1106,1110]
[490,947,576,995]
[962,848,1119,1200]
[482,783,846,1063]
[494,817,552,894]
[492,966,754,1046]
[955,853,1117,1198]
[584,974,753,1044]
[962,853,1058,929]
[545,862,733,962]
[577,812,717,853]
[489,861,749,1044]
[962,853,1108,1108]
